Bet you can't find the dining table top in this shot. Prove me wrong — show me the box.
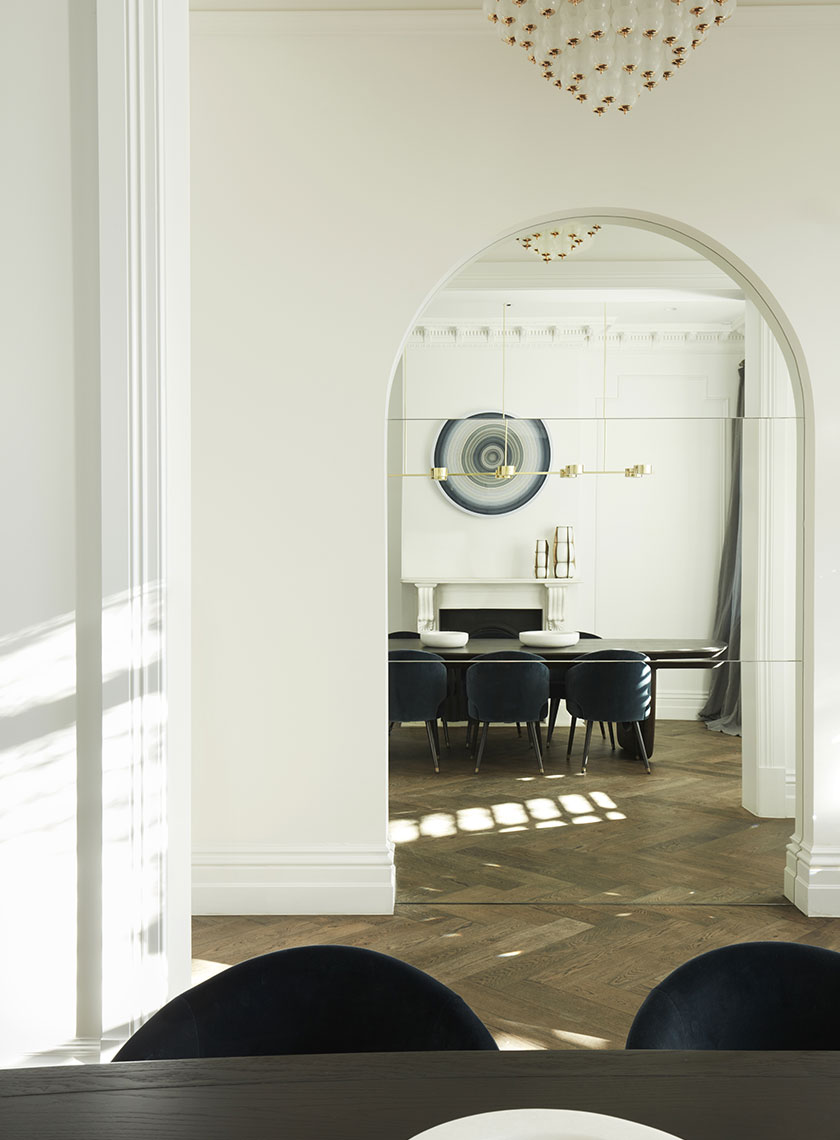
[388,637,728,664]
[2,1049,836,1139]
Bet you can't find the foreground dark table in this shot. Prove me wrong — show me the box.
[389,637,727,757]
[2,1051,835,1139]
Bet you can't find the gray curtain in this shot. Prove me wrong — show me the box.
[700,360,744,735]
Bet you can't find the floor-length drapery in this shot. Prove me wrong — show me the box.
[700,361,744,735]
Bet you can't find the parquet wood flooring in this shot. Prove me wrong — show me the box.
[191,722,840,1049]
[389,720,791,904]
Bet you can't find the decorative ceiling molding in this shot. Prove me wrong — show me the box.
[190,6,840,35]
[410,321,745,349]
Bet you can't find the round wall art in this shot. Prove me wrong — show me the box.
[432,412,551,516]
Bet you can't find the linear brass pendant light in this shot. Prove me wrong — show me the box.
[390,295,651,481]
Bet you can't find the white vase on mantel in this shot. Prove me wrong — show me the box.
[534,538,549,579]
[553,525,576,579]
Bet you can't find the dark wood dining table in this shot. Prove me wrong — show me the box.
[389,637,727,757]
[2,1050,835,1139]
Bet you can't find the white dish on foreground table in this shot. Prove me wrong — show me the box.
[519,630,580,648]
[408,1108,684,1140]
[419,630,469,648]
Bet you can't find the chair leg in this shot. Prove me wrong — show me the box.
[536,720,543,753]
[389,722,395,735]
[516,722,522,737]
[599,721,607,739]
[441,719,450,749]
[580,721,594,774]
[527,721,545,774]
[608,721,615,750]
[566,716,577,761]
[633,720,651,774]
[432,719,440,757]
[424,721,440,773]
[547,696,560,747]
[466,718,474,750]
[474,722,490,774]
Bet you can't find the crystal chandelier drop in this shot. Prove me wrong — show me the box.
[482,0,735,115]
[518,221,602,261]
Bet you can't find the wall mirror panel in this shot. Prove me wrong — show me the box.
[386,220,803,907]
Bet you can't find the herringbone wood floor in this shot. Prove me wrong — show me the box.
[192,723,840,1048]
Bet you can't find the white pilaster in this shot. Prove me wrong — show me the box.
[93,0,190,1055]
[741,304,798,819]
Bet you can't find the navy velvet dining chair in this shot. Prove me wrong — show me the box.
[545,632,613,749]
[465,650,549,774]
[388,649,448,772]
[113,945,498,1061]
[564,649,652,774]
[625,941,840,1050]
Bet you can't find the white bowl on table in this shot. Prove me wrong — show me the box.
[419,630,469,648]
[519,630,580,648]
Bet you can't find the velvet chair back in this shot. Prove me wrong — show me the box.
[626,941,840,1049]
[113,945,498,1061]
[564,649,651,724]
[388,649,447,723]
[466,650,549,724]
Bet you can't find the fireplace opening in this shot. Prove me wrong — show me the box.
[439,608,543,639]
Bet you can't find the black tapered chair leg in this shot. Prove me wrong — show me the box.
[566,715,577,761]
[474,722,490,774]
[425,720,440,773]
[546,696,560,747]
[527,721,545,774]
[441,719,450,749]
[633,720,651,774]
[432,719,441,757]
[608,721,615,750]
[580,720,594,774]
[599,721,607,739]
[536,721,543,753]
[389,722,395,734]
[516,722,522,737]
[466,719,474,750]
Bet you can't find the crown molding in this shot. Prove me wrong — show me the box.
[190,5,840,35]
[410,319,744,348]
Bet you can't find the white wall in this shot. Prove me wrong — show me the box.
[0,2,78,1062]
[189,7,839,914]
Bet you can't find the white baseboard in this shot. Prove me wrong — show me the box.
[653,690,708,720]
[785,839,840,917]
[192,844,395,915]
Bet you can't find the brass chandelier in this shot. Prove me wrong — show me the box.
[518,222,602,262]
[483,0,735,116]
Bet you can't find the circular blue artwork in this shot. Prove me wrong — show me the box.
[432,412,551,516]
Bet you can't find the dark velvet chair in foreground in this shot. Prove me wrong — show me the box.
[626,941,840,1049]
[465,650,549,774]
[388,648,448,772]
[564,649,652,774]
[113,944,498,1061]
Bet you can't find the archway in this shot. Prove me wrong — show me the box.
[385,208,809,912]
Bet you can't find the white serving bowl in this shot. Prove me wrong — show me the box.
[519,630,580,648]
[419,630,469,648]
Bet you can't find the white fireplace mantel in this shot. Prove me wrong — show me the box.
[402,578,582,632]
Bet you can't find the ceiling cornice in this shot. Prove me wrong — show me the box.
[410,320,744,349]
[448,260,739,296]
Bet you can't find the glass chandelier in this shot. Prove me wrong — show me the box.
[518,222,602,261]
[482,0,735,115]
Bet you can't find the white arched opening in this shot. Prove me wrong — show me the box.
[386,208,810,911]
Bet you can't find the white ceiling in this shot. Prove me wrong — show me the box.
[424,224,745,329]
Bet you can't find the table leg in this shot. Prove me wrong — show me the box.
[616,667,657,758]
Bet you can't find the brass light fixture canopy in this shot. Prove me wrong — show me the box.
[431,466,449,481]
[494,464,518,480]
[625,463,653,478]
